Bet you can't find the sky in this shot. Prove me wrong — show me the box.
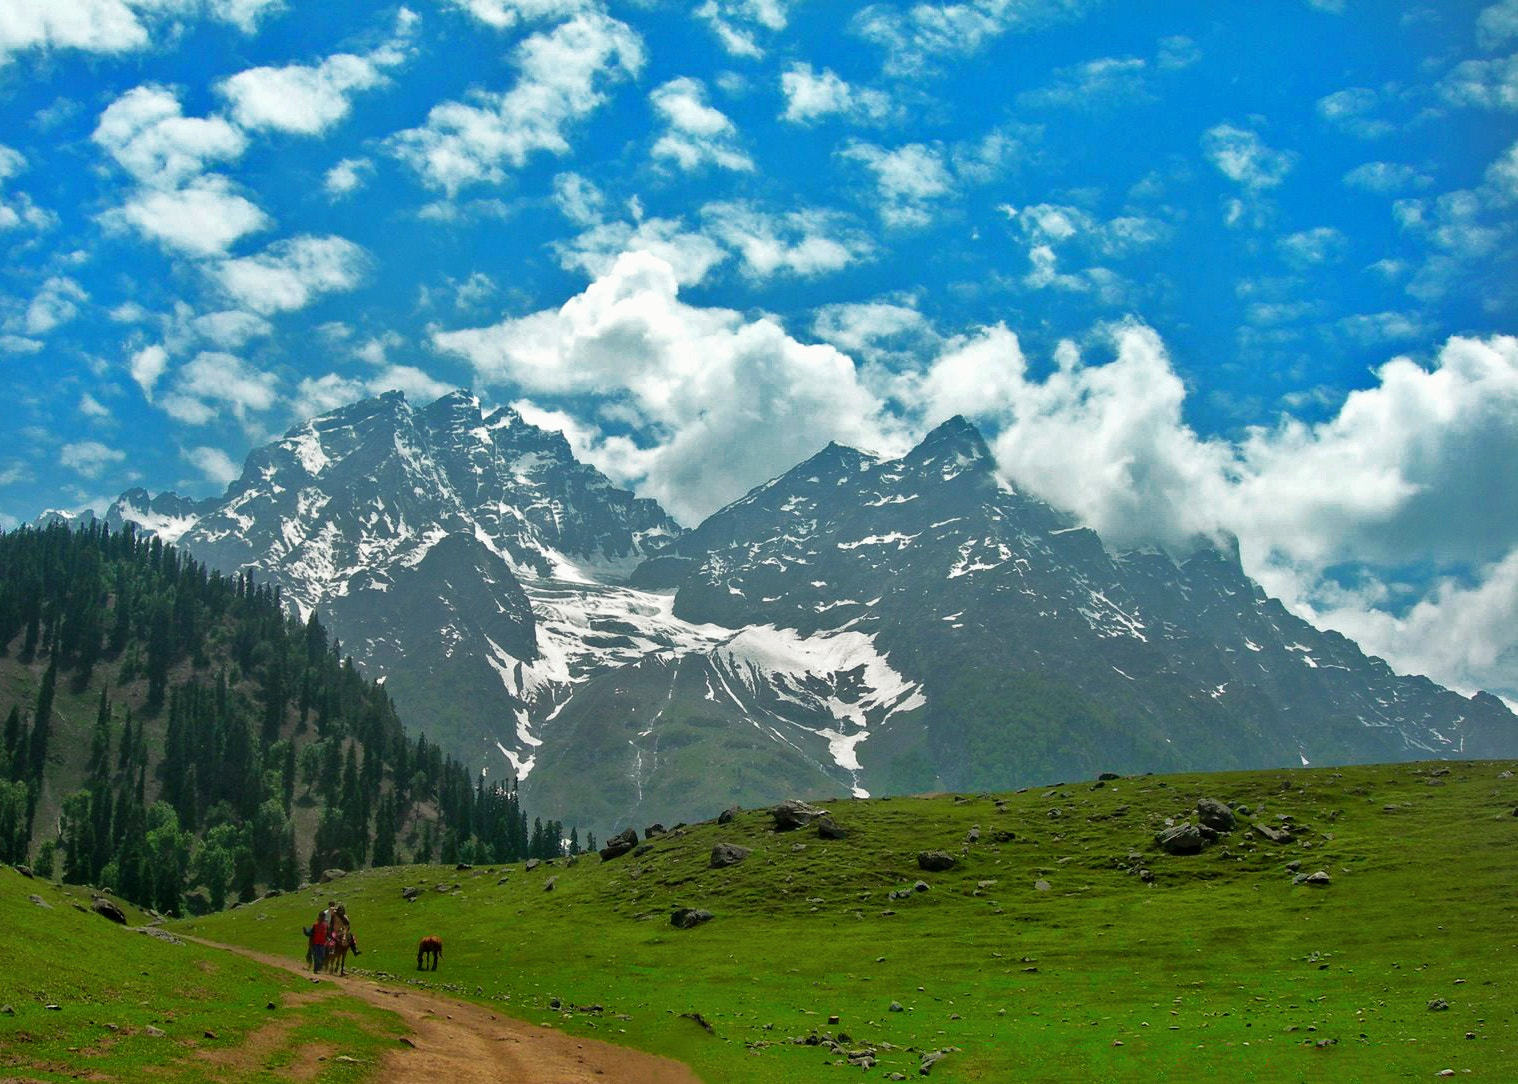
[1,0,1517,705]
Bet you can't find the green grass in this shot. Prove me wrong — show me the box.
[171,759,1517,1082]
[0,868,406,1082]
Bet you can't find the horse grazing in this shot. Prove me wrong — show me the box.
[417,935,443,971]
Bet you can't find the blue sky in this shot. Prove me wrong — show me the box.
[1,0,1517,704]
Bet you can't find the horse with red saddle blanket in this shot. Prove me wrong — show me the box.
[417,935,442,970]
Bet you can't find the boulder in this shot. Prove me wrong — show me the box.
[645,824,666,838]
[543,877,557,892]
[671,908,715,929]
[1155,823,1205,855]
[771,799,829,831]
[1195,798,1237,832]
[717,806,740,825]
[1305,871,1331,887]
[917,851,957,872]
[91,897,127,924]
[710,843,751,868]
[401,886,420,901]
[525,859,541,871]
[599,827,638,861]
[816,816,848,840]
[320,868,347,883]
[1251,821,1291,844]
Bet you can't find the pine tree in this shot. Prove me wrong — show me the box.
[28,657,58,779]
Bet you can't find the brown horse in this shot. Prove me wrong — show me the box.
[326,928,358,976]
[417,935,442,970]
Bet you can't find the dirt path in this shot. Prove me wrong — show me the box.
[192,940,703,1084]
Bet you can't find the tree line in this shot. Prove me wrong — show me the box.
[0,520,573,915]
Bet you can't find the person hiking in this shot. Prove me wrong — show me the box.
[308,911,329,973]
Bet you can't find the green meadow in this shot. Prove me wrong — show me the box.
[0,868,406,1082]
[5,759,1515,1082]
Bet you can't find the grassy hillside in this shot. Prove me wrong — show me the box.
[173,759,1517,1083]
[0,866,406,1082]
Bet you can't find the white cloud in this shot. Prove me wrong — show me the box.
[1316,87,1395,138]
[1278,226,1348,267]
[21,276,87,335]
[79,392,111,418]
[184,444,239,484]
[193,309,271,347]
[779,62,893,124]
[554,212,728,287]
[443,0,591,28]
[1438,53,1518,110]
[293,372,367,418]
[369,364,453,402]
[0,335,43,354]
[552,171,604,226]
[92,85,247,188]
[839,140,954,227]
[1336,311,1433,346]
[1343,161,1433,194]
[696,0,789,58]
[649,77,753,173]
[159,350,280,424]
[1202,123,1296,190]
[432,250,903,522]
[1156,34,1201,70]
[102,173,270,256]
[390,12,643,195]
[129,343,169,398]
[217,12,415,136]
[0,0,282,67]
[700,201,875,278]
[1488,139,1518,201]
[1018,55,1150,110]
[214,235,369,313]
[324,157,372,198]
[61,440,126,478]
[1479,0,1518,50]
[0,145,57,232]
[811,300,936,364]
[853,0,1099,75]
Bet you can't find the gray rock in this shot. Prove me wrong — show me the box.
[1034,879,1051,892]
[966,827,980,843]
[717,806,740,824]
[671,908,715,929]
[921,1048,954,1075]
[525,859,541,871]
[889,1001,904,1012]
[631,843,654,858]
[543,877,557,892]
[913,880,930,893]
[401,886,420,901]
[645,824,666,838]
[92,897,127,924]
[771,799,829,831]
[28,894,50,909]
[144,1025,165,1037]
[710,843,751,868]
[1251,821,1291,844]
[599,827,639,861]
[1428,998,1450,1011]
[1305,871,1331,886]
[320,868,347,883]
[816,816,848,840]
[1155,823,1205,855]
[917,851,957,872]
[1195,798,1237,832]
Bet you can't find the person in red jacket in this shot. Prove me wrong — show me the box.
[308,912,329,973]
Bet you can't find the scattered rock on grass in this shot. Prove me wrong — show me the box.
[918,851,957,872]
[401,886,419,901]
[771,800,829,831]
[718,806,740,825]
[816,816,848,840]
[710,843,751,868]
[600,827,638,861]
[542,877,557,892]
[671,908,715,929]
[320,869,346,883]
[91,897,127,924]
[1155,823,1205,855]
[1428,998,1450,1011]
[1196,798,1237,831]
[28,894,50,909]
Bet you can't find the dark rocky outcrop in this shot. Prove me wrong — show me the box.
[771,799,829,831]
[91,897,127,924]
[1195,798,1236,832]
[917,851,957,872]
[599,827,639,861]
[710,843,751,868]
[671,908,715,929]
[1155,823,1205,855]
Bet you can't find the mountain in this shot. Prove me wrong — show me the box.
[93,396,1518,835]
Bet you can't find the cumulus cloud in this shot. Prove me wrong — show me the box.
[0,145,57,232]
[61,440,126,478]
[1343,161,1433,194]
[853,0,1100,75]
[0,0,283,66]
[1479,0,1518,50]
[1017,55,1151,110]
[1278,226,1348,267]
[217,10,415,136]
[193,309,272,347]
[779,62,893,124]
[696,0,789,58]
[324,157,372,198]
[1438,53,1518,110]
[1203,123,1296,190]
[431,250,902,522]
[650,77,753,173]
[184,444,240,484]
[389,12,643,195]
[553,212,728,287]
[159,350,280,424]
[811,300,937,364]
[1001,202,1167,299]
[444,0,589,27]
[839,141,954,227]
[129,343,169,398]
[214,235,369,313]
[700,201,875,278]
[13,276,87,336]
[103,174,269,256]
[92,85,247,187]
[1316,87,1396,139]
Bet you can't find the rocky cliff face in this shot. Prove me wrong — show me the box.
[95,396,1517,834]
